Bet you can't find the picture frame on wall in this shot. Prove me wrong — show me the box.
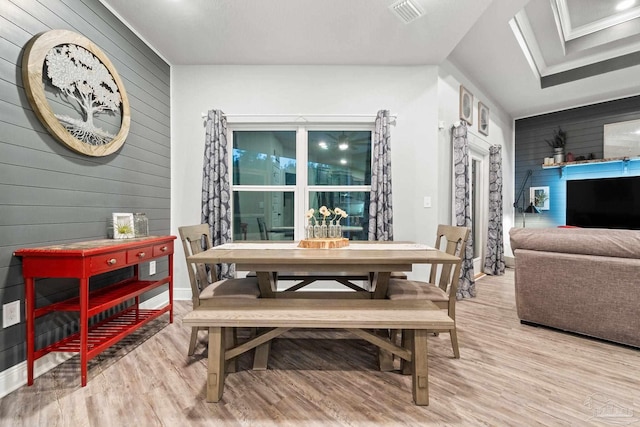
[478,102,489,136]
[112,212,135,239]
[530,186,550,210]
[459,85,473,125]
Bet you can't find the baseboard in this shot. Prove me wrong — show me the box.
[0,290,170,399]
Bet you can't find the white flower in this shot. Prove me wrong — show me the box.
[319,206,330,217]
[305,208,315,219]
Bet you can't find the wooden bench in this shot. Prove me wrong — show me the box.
[182,298,454,405]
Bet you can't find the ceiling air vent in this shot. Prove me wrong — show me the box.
[389,0,425,24]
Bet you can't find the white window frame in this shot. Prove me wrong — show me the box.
[228,122,375,240]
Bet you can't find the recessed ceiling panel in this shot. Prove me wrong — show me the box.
[512,0,640,87]
[560,0,640,40]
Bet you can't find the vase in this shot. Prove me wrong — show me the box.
[313,223,321,238]
[335,222,342,238]
[553,147,564,164]
[329,220,336,238]
[320,220,328,238]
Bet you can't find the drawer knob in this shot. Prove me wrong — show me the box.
[138,252,146,258]
[160,246,168,252]
[107,258,117,265]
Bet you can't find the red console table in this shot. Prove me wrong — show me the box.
[14,235,176,386]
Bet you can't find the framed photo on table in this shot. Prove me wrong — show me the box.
[478,102,489,136]
[112,212,135,238]
[459,85,473,125]
[530,186,550,210]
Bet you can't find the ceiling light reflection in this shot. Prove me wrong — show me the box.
[616,0,635,11]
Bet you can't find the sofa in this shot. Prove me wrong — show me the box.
[510,227,640,348]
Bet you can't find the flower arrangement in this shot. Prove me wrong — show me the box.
[332,207,348,224]
[304,206,349,239]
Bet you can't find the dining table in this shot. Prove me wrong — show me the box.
[186,240,461,299]
[186,240,461,370]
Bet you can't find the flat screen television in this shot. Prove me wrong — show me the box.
[566,175,640,229]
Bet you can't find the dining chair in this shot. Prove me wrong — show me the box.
[257,217,269,240]
[178,224,260,356]
[386,224,470,359]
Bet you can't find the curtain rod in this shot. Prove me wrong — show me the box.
[200,112,398,121]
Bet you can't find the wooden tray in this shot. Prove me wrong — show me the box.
[298,238,349,249]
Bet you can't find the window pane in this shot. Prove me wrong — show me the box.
[309,191,369,240]
[232,191,294,241]
[233,131,296,185]
[307,131,371,186]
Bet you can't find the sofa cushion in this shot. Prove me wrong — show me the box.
[510,227,640,259]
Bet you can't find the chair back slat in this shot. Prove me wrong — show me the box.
[430,225,470,294]
[179,224,217,306]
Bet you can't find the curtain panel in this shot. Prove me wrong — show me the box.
[202,109,235,279]
[368,110,394,241]
[483,145,505,275]
[453,122,476,298]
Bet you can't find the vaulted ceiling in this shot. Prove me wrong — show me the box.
[100,0,640,119]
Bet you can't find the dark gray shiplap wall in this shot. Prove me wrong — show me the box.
[0,0,171,374]
[514,95,640,227]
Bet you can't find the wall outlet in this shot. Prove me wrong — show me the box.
[149,260,156,276]
[3,300,20,328]
[423,196,432,208]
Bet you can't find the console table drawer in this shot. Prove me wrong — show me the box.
[153,241,173,257]
[127,246,153,263]
[90,252,127,274]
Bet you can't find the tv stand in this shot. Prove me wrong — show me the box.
[14,235,176,386]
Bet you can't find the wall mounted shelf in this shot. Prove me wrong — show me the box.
[542,156,640,177]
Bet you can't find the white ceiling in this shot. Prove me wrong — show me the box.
[100,0,640,119]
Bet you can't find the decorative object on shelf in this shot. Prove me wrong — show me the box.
[459,85,474,125]
[133,212,149,237]
[22,29,130,157]
[545,127,567,164]
[543,157,554,166]
[530,186,550,210]
[478,102,489,136]
[565,152,575,162]
[112,212,135,239]
[513,169,540,227]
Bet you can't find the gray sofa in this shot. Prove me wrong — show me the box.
[510,227,640,348]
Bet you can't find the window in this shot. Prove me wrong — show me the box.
[230,126,372,241]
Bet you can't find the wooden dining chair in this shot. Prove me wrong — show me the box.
[178,224,260,356]
[386,224,470,359]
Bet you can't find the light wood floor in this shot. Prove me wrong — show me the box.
[2,268,639,426]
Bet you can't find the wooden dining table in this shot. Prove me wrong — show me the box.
[186,240,461,370]
[186,240,461,299]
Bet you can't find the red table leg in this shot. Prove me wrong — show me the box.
[25,276,35,386]
[79,277,89,387]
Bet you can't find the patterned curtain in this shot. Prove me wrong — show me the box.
[483,145,505,275]
[453,122,476,298]
[368,110,393,241]
[202,110,234,279]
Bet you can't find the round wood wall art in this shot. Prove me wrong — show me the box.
[22,29,130,157]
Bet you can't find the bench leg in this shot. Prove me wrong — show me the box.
[206,327,226,402]
[253,340,271,370]
[412,329,429,406]
[401,329,413,375]
[376,329,395,371]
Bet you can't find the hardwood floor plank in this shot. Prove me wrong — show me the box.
[1,268,639,426]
